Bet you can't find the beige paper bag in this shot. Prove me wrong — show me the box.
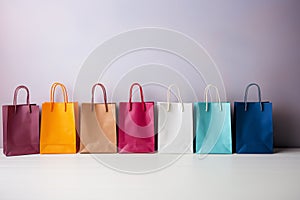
[80,83,117,153]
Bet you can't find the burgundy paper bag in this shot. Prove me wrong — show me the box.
[2,85,40,156]
[118,83,155,153]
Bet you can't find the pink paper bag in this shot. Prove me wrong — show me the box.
[118,83,155,153]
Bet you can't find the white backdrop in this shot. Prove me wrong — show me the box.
[1,0,300,147]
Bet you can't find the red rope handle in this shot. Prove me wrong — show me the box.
[13,85,31,113]
[129,83,146,111]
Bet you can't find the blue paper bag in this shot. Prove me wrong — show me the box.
[194,85,232,154]
[234,83,273,154]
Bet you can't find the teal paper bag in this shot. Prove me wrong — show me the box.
[194,85,232,154]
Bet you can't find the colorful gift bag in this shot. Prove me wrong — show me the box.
[157,84,193,153]
[80,83,117,153]
[194,84,232,154]
[40,82,79,154]
[234,83,273,153]
[2,85,40,156]
[118,83,155,153]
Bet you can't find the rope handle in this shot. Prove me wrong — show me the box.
[129,83,146,111]
[167,84,184,112]
[244,83,263,111]
[91,83,108,112]
[13,85,32,113]
[204,84,222,112]
[50,82,68,112]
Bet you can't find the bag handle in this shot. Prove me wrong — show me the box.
[167,84,184,112]
[91,83,108,112]
[204,84,222,112]
[13,85,31,113]
[129,83,146,111]
[50,82,68,112]
[244,83,263,111]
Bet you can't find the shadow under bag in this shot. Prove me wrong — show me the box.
[2,85,40,156]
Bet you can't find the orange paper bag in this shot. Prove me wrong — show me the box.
[40,82,79,154]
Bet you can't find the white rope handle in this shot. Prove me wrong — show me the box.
[204,84,222,112]
[167,84,184,112]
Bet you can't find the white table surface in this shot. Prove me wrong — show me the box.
[0,148,299,200]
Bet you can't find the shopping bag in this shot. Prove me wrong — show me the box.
[80,83,117,153]
[40,82,79,154]
[234,83,273,153]
[194,84,232,154]
[118,83,155,153]
[2,85,40,156]
[157,84,193,153]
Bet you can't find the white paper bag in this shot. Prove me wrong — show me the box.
[157,85,193,153]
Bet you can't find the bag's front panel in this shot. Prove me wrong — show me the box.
[118,102,155,153]
[195,102,232,154]
[158,103,193,153]
[235,102,273,153]
[80,103,117,153]
[40,102,77,154]
[3,105,39,156]
[80,104,99,152]
[95,103,117,152]
[209,103,232,153]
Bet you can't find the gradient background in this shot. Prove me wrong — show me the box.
[1,0,299,147]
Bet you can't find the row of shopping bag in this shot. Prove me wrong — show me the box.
[2,82,273,156]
